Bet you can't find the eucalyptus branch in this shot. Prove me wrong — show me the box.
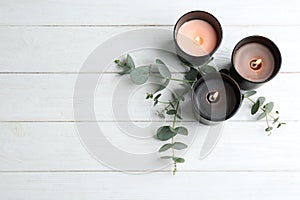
[115,54,189,175]
[243,91,286,135]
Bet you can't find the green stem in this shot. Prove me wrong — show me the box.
[265,111,272,135]
[171,100,180,175]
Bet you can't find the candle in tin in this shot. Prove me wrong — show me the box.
[192,73,242,124]
[173,11,222,66]
[230,36,282,90]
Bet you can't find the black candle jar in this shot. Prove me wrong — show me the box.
[191,73,242,125]
[230,36,282,90]
[173,11,223,66]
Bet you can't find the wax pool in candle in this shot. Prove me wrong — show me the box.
[233,43,275,82]
[192,73,241,122]
[176,20,217,56]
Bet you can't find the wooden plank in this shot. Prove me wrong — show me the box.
[0,26,298,73]
[0,0,299,25]
[0,73,296,121]
[1,171,300,200]
[0,121,298,171]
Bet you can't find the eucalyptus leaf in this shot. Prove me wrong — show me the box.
[257,112,266,120]
[265,127,273,132]
[173,157,185,163]
[154,79,170,93]
[176,114,182,120]
[154,93,161,101]
[130,66,150,85]
[126,54,135,69]
[251,101,260,115]
[156,111,165,119]
[158,143,173,152]
[146,93,153,99]
[264,102,274,114]
[174,127,188,136]
[173,142,188,150]
[185,67,199,81]
[273,117,279,124]
[257,97,266,106]
[243,91,257,98]
[156,126,176,141]
[156,59,171,79]
[166,110,176,115]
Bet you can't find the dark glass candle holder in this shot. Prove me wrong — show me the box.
[230,35,282,90]
[173,11,223,66]
[191,73,242,125]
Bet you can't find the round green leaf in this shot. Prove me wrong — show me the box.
[185,67,199,81]
[173,142,187,150]
[251,101,260,115]
[174,127,188,136]
[130,66,150,85]
[173,157,185,163]
[265,127,273,132]
[158,143,173,152]
[156,126,175,141]
[257,97,266,106]
[126,54,135,69]
[257,112,266,120]
[243,91,257,98]
[155,79,170,93]
[156,59,171,79]
[264,102,274,114]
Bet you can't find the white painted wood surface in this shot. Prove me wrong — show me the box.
[0,0,300,199]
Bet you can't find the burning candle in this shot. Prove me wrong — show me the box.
[176,20,218,56]
[174,11,222,65]
[192,73,242,124]
[231,36,282,90]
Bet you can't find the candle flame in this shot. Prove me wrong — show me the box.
[211,91,219,101]
[255,59,262,65]
[194,36,203,45]
[208,91,219,103]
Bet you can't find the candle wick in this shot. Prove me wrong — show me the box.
[250,58,263,70]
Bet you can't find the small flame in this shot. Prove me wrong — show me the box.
[211,91,219,101]
[194,36,202,45]
[255,59,262,65]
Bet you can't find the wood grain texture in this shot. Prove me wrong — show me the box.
[0,0,299,25]
[0,121,298,171]
[1,172,300,200]
[0,73,296,121]
[0,0,299,199]
[0,26,298,72]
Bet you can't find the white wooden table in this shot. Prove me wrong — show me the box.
[1,1,300,199]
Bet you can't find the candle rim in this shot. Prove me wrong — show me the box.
[231,35,282,84]
[191,72,242,122]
